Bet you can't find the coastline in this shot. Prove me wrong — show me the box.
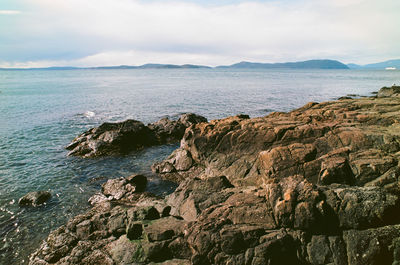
[29,86,400,265]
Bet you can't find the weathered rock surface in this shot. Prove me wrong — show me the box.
[19,191,51,206]
[155,86,400,192]
[100,174,148,201]
[30,86,400,264]
[66,113,207,158]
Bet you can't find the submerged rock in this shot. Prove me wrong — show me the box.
[66,113,207,158]
[19,191,51,206]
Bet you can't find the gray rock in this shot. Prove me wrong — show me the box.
[107,235,145,264]
[88,193,109,206]
[307,235,332,264]
[343,225,400,265]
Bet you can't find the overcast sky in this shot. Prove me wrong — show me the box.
[0,0,399,67]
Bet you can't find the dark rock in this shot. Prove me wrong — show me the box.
[19,191,51,206]
[178,113,208,127]
[66,119,153,157]
[127,206,160,222]
[148,117,186,144]
[323,186,400,229]
[307,235,332,264]
[126,174,147,192]
[392,237,400,265]
[148,113,206,145]
[343,225,400,265]
[377,86,400,98]
[126,222,143,240]
[319,156,355,185]
[67,113,207,158]
[142,240,172,262]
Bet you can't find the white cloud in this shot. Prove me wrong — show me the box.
[0,10,21,15]
[1,0,399,66]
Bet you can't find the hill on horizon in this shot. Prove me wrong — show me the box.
[3,58,400,70]
[218,59,349,69]
[347,59,400,69]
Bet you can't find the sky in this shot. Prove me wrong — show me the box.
[0,0,399,68]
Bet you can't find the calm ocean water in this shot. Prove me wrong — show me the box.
[0,68,399,264]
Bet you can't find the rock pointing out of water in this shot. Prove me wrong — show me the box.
[19,191,51,207]
[66,113,207,158]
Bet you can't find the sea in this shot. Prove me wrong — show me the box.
[0,68,399,264]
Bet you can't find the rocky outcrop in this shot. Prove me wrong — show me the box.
[377,86,400,98]
[154,87,400,192]
[29,174,400,265]
[19,191,51,206]
[31,86,400,264]
[66,113,207,158]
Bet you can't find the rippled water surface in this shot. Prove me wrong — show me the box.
[0,68,399,264]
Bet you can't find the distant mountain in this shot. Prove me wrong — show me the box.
[346,63,363,69]
[91,65,137,69]
[0,66,81,70]
[137,64,211,69]
[0,64,211,70]
[347,59,400,69]
[217,59,349,69]
[0,60,352,70]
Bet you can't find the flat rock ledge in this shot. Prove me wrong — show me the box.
[30,86,400,265]
[66,113,207,158]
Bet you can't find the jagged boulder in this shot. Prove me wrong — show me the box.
[66,119,153,157]
[66,113,207,158]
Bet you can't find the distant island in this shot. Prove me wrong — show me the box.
[1,58,399,70]
[218,59,349,69]
[347,59,400,69]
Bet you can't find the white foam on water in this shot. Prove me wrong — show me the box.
[84,111,95,118]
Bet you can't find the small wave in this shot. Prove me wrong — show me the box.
[258,108,276,113]
[160,112,188,120]
[0,207,14,215]
[84,111,95,118]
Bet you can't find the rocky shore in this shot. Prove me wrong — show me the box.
[29,86,400,265]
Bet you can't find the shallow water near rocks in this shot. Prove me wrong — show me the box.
[0,68,399,264]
